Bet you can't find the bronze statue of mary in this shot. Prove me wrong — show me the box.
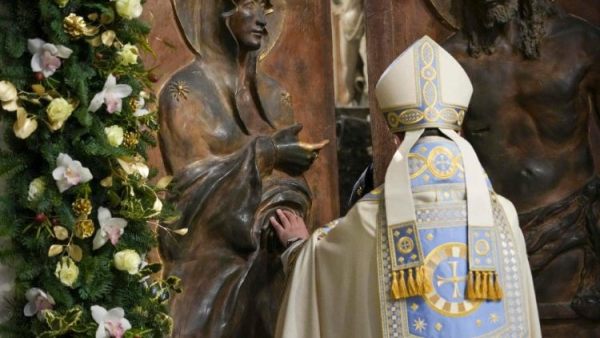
[158,0,326,337]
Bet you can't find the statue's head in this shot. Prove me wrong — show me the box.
[223,0,272,52]
[172,0,282,60]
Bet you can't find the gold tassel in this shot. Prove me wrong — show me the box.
[481,271,489,299]
[398,270,408,298]
[420,265,432,294]
[415,265,423,293]
[391,271,401,299]
[488,271,497,300]
[475,272,480,299]
[407,268,418,296]
[466,270,476,300]
[493,272,503,300]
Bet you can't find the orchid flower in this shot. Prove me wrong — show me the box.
[91,305,132,338]
[132,96,149,117]
[51,153,93,192]
[93,207,127,250]
[89,74,132,114]
[23,288,55,320]
[28,38,72,78]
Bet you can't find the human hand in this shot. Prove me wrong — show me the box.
[270,209,309,247]
[272,124,329,176]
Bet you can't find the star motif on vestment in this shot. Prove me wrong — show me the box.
[426,233,434,241]
[434,322,443,332]
[412,318,427,332]
[410,303,419,312]
[489,313,499,323]
[411,254,418,260]
[476,319,482,327]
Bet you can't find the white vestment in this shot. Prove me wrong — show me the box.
[276,139,541,338]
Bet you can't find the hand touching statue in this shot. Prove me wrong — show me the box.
[270,209,309,247]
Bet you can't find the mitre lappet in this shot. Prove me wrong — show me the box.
[376,35,501,302]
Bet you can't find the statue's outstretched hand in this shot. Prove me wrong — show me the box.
[272,124,329,176]
[270,209,309,248]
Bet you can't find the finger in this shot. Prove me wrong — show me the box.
[282,210,298,223]
[269,216,284,234]
[276,209,292,228]
[299,139,330,151]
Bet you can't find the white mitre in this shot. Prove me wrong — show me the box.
[375,35,472,132]
[375,36,498,301]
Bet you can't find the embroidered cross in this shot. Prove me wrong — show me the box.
[436,261,466,299]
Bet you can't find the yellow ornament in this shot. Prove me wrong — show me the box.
[72,198,92,216]
[63,13,99,38]
[74,219,95,239]
[13,107,38,139]
[123,131,139,148]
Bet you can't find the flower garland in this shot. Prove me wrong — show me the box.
[0,1,182,337]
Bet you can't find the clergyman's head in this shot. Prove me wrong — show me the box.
[224,0,273,51]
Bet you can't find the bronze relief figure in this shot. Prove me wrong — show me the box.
[439,0,599,335]
[158,0,326,337]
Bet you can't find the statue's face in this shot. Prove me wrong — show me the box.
[228,0,271,51]
[476,0,518,27]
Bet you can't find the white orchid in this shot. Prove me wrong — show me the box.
[132,96,149,117]
[91,305,132,338]
[0,80,18,111]
[93,207,127,250]
[52,153,93,192]
[13,107,38,139]
[89,74,132,114]
[23,288,55,320]
[28,38,73,78]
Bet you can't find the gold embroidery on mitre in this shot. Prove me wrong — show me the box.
[383,39,467,133]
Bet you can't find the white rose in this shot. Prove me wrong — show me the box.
[27,177,46,202]
[46,98,74,131]
[117,43,138,66]
[114,249,141,274]
[104,125,124,147]
[115,0,143,20]
[54,257,79,287]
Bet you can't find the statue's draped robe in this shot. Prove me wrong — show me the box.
[159,58,310,338]
[276,136,541,338]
